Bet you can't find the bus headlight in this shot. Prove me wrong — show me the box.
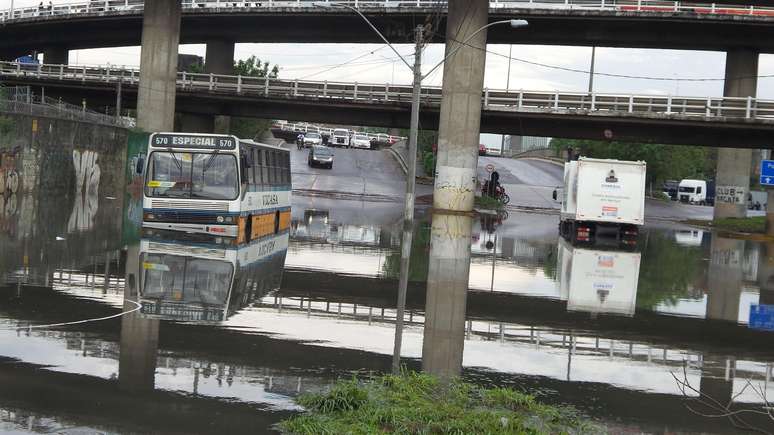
[225,216,234,223]
[144,213,155,221]
[217,216,225,223]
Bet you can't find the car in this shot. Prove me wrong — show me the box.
[479,144,487,156]
[308,145,334,169]
[350,134,371,149]
[331,128,351,147]
[303,132,323,147]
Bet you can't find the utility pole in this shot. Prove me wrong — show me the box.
[501,44,513,155]
[393,24,423,374]
[588,46,596,94]
[116,78,123,118]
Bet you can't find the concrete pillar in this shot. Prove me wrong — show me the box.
[698,356,735,411]
[136,0,182,132]
[43,47,68,65]
[706,236,744,322]
[177,112,215,133]
[714,49,759,219]
[767,190,774,236]
[118,245,159,392]
[206,39,235,134]
[421,213,473,379]
[433,0,488,212]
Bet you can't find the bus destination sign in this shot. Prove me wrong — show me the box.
[152,134,236,150]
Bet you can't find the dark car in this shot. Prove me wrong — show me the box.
[308,145,334,169]
[478,144,487,156]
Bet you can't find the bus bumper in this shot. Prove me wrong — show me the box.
[142,221,239,238]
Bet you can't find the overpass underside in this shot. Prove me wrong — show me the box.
[9,78,774,148]
[3,7,774,59]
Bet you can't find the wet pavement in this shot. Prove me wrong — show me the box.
[3,175,774,433]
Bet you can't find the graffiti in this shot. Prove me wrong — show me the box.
[68,150,101,232]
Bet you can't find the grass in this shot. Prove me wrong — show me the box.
[475,195,505,211]
[685,216,766,234]
[278,372,603,434]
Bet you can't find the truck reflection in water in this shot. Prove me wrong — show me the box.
[138,228,288,322]
[558,237,641,317]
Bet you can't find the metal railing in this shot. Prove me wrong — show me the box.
[1,0,773,23]
[0,83,135,127]
[4,61,773,122]
[276,121,406,142]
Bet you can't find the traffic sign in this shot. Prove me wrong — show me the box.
[760,160,774,186]
[485,164,495,173]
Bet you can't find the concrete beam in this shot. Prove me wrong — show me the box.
[136,0,181,132]
[43,47,68,65]
[433,0,489,212]
[714,48,759,219]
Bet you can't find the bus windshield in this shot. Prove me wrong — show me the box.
[145,151,239,200]
[141,253,234,305]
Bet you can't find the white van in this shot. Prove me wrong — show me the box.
[677,179,707,204]
[331,129,350,147]
[350,134,371,149]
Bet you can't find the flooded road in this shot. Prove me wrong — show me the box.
[3,188,774,433]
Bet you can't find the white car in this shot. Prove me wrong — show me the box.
[331,129,351,147]
[303,132,323,147]
[350,134,371,149]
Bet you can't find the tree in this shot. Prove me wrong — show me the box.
[551,138,715,186]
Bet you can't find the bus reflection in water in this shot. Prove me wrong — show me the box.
[138,228,288,322]
[141,132,291,244]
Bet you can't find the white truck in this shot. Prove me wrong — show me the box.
[557,157,646,243]
[557,238,641,317]
[677,179,707,204]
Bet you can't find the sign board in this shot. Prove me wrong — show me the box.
[749,304,774,332]
[151,133,236,150]
[761,160,774,186]
[716,185,746,204]
[485,164,495,173]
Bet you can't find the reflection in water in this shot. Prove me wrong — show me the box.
[421,213,473,379]
[558,238,641,317]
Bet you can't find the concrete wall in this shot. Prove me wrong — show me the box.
[0,111,128,280]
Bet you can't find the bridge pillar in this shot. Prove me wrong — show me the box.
[707,235,745,322]
[43,47,68,65]
[177,112,215,133]
[422,213,473,379]
[136,0,181,132]
[714,49,759,219]
[433,0,488,212]
[206,39,235,134]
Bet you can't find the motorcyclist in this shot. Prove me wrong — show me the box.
[296,133,305,149]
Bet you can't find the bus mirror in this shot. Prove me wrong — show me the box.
[135,156,145,175]
[552,189,558,201]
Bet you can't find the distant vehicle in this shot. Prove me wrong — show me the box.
[677,179,707,204]
[478,144,487,156]
[303,132,323,147]
[674,229,704,247]
[485,146,502,156]
[308,145,334,169]
[14,55,38,64]
[662,179,679,200]
[331,128,350,147]
[556,157,646,243]
[140,132,291,242]
[749,190,767,210]
[351,134,371,150]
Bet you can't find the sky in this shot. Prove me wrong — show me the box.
[5,0,774,147]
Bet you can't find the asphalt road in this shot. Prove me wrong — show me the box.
[290,145,415,200]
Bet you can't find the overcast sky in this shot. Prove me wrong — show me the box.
[4,0,774,146]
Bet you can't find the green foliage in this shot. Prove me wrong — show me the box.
[234,55,279,79]
[475,195,505,211]
[684,216,766,234]
[421,151,435,177]
[279,372,602,434]
[0,116,14,136]
[636,231,705,309]
[382,222,431,282]
[551,138,715,186]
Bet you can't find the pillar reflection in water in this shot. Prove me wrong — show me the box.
[118,244,160,392]
[421,213,473,378]
[707,236,746,323]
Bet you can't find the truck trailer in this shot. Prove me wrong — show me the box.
[558,157,646,243]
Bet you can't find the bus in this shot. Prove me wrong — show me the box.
[138,228,288,322]
[140,132,291,244]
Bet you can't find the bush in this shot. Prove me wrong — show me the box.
[422,151,435,177]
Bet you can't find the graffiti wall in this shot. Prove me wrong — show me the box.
[0,112,129,279]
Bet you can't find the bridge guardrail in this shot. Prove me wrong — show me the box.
[3,61,773,122]
[1,0,773,23]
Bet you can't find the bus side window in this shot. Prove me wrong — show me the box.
[248,148,256,186]
[284,153,290,184]
[268,151,276,185]
[260,150,269,185]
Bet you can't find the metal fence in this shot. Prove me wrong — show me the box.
[4,61,774,123]
[1,0,773,23]
[0,84,135,127]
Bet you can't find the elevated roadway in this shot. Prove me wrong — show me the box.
[5,61,774,147]
[4,0,774,59]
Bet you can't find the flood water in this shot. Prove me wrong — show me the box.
[2,188,774,434]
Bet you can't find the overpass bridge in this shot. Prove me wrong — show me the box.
[3,0,774,60]
[5,61,774,147]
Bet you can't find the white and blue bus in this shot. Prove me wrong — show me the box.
[140,132,291,243]
[138,228,289,322]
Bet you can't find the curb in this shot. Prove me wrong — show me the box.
[517,157,565,167]
[386,146,409,175]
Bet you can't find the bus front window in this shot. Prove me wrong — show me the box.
[141,254,234,305]
[146,152,238,200]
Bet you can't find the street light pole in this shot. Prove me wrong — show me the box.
[588,46,596,93]
[501,44,512,155]
[404,25,423,222]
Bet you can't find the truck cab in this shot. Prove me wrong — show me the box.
[677,179,707,204]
